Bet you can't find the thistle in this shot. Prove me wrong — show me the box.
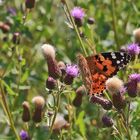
[41,44,61,79]
[32,96,45,123]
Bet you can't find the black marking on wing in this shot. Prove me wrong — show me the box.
[99,52,131,70]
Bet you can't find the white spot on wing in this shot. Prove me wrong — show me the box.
[112,55,116,59]
[120,52,124,56]
[111,52,115,56]
[117,60,120,64]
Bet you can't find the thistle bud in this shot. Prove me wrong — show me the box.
[87,17,95,25]
[112,92,126,110]
[46,77,57,90]
[133,28,140,44]
[41,44,61,79]
[12,32,20,44]
[90,96,112,110]
[106,76,124,95]
[127,74,140,97]
[73,85,86,107]
[127,81,137,97]
[57,61,66,75]
[102,115,113,127]
[137,83,140,96]
[53,114,69,132]
[32,96,45,123]
[79,32,85,38]
[25,0,35,9]
[47,111,53,117]
[64,64,79,85]
[22,101,30,122]
[0,22,10,33]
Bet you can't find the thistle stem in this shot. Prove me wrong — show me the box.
[47,81,62,139]
[111,0,120,50]
[0,81,20,140]
[64,0,88,56]
[120,111,132,140]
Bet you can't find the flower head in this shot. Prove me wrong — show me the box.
[64,64,79,85]
[46,77,57,90]
[112,93,126,110]
[41,44,61,79]
[58,61,66,75]
[127,73,140,97]
[32,96,45,109]
[129,73,140,82]
[73,85,86,107]
[71,7,85,27]
[90,96,112,110]
[22,101,30,122]
[102,115,113,127]
[53,113,69,132]
[133,28,140,44]
[20,130,30,140]
[71,7,85,20]
[106,76,124,94]
[0,22,10,33]
[25,0,35,9]
[87,17,95,25]
[127,43,140,56]
[120,86,127,95]
[32,96,45,123]
[7,7,16,16]
[12,32,20,44]
[41,44,56,59]
[66,64,79,78]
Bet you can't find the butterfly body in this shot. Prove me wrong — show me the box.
[77,52,131,95]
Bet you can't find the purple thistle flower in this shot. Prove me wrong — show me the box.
[127,73,140,97]
[65,64,79,78]
[71,7,85,27]
[71,7,85,20]
[20,130,30,140]
[7,7,16,16]
[64,64,79,85]
[127,43,140,56]
[120,86,127,95]
[129,73,140,82]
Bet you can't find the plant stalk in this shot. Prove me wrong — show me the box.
[64,0,88,56]
[0,81,20,140]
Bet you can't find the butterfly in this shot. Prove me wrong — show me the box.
[77,52,131,96]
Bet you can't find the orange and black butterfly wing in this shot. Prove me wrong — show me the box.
[91,73,107,95]
[86,52,131,95]
[86,52,131,77]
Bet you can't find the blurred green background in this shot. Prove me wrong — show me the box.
[0,0,140,140]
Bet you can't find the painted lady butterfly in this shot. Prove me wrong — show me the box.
[77,52,131,95]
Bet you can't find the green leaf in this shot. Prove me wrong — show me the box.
[21,69,29,83]
[21,58,26,66]
[76,111,86,137]
[2,80,17,96]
